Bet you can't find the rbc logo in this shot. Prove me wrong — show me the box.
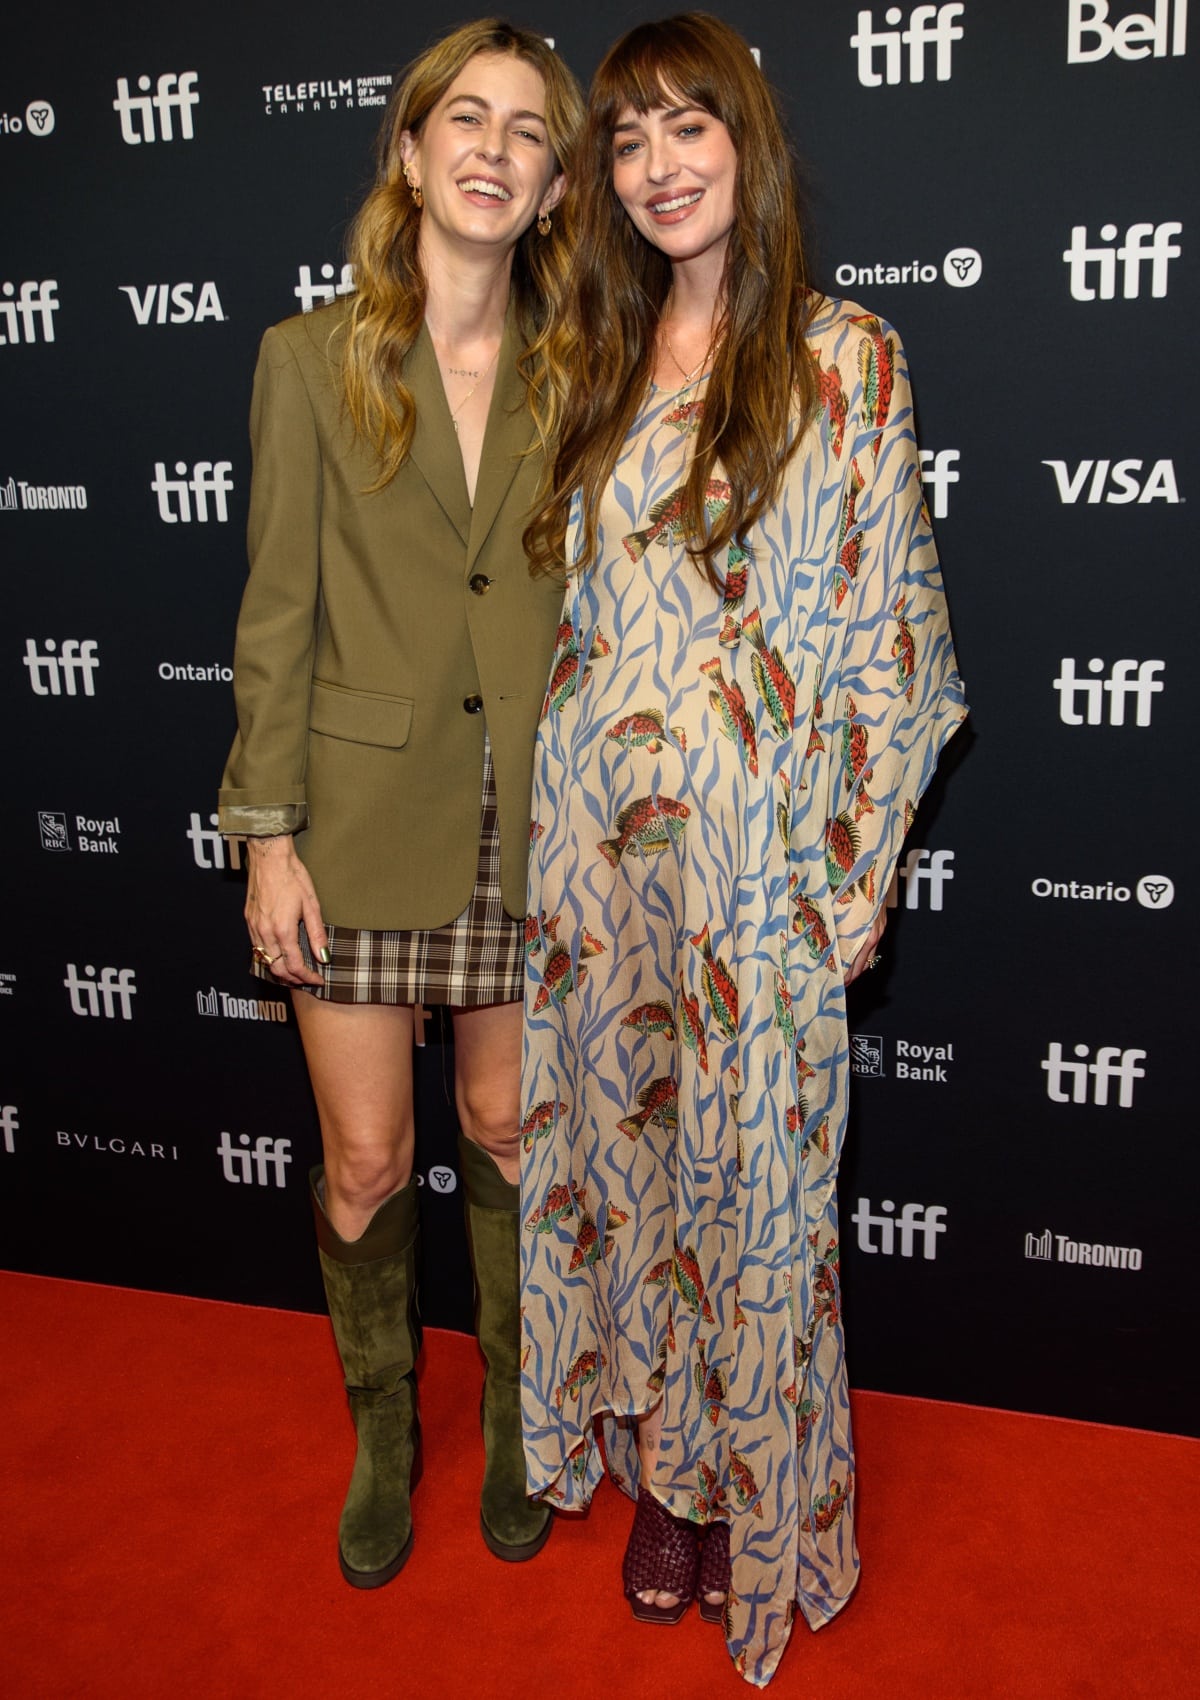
[851,4,964,84]
[1053,657,1164,725]
[23,639,100,697]
[151,462,233,523]
[217,1132,292,1187]
[119,283,226,325]
[0,281,59,345]
[1063,222,1182,299]
[187,811,244,870]
[919,449,960,518]
[1041,1043,1146,1107]
[113,73,199,144]
[1068,0,1188,61]
[1,1105,17,1155]
[1042,458,1180,503]
[295,263,355,314]
[851,1198,947,1258]
[64,965,137,1020]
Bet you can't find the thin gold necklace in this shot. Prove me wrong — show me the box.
[449,347,499,435]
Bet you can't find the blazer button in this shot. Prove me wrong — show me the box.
[468,573,492,595]
[462,694,484,714]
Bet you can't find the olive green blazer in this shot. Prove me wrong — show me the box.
[218,299,566,930]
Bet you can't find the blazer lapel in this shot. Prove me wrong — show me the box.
[466,313,535,572]
[408,323,471,544]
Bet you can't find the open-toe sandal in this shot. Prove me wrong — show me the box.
[697,1518,730,1623]
[622,1485,699,1625]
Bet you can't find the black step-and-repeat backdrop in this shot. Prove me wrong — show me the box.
[3,1,1196,1435]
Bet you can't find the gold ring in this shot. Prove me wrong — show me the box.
[866,953,882,971]
[252,945,272,965]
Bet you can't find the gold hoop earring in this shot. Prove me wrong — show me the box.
[402,164,423,209]
[537,210,552,237]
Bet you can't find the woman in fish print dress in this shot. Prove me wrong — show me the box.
[218,22,582,1588]
[520,14,966,1685]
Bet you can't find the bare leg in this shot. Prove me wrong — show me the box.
[291,994,416,1239]
[635,1403,723,1611]
[450,998,522,1179]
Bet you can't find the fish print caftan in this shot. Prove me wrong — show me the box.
[520,297,967,1686]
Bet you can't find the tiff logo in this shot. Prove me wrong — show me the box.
[851,3,964,84]
[294,262,355,314]
[24,639,100,697]
[119,283,226,325]
[851,1198,947,1258]
[1053,657,1164,725]
[1043,458,1181,504]
[1068,0,1188,61]
[1,1105,17,1155]
[886,847,954,911]
[1063,222,1182,300]
[218,1132,292,1187]
[1041,1042,1146,1107]
[64,964,138,1020]
[151,461,233,523]
[113,72,199,145]
[919,449,959,518]
[187,812,244,870]
[0,280,59,345]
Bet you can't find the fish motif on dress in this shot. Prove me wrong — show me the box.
[719,545,750,646]
[672,1239,716,1324]
[598,796,690,868]
[852,313,896,455]
[776,773,792,847]
[841,693,876,820]
[523,909,558,960]
[699,656,758,776]
[605,707,686,754]
[647,1339,669,1394]
[694,1338,728,1425]
[520,1098,569,1154]
[782,1334,813,1408]
[531,928,605,1012]
[788,871,835,971]
[620,1000,677,1040]
[524,1178,585,1235]
[664,396,704,435]
[567,1202,628,1270]
[794,1396,821,1447]
[689,922,739,1041]
[811,344,849,459]
[690,1458,728,1522]
[825,811,876,905]
[622,478,731,562]
[617,1075,679,1141]
[729,1448,764,1518]
[892,594,916,701]
[833,459,866,608]
[678,984,710,1074]
[806,673,827,762]
[553,1347,605,1410]
[803,1474,852,1534]
[543,620,611,715]
[741,606,796,740]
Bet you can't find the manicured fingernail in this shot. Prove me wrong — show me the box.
[319,947,331,964]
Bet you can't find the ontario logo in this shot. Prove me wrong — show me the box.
[834,246,981,291]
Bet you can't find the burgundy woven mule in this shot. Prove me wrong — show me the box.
[622,1485,699,1625]
[697,1519,731,1623]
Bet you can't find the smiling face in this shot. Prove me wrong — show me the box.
[401,52,564,258]
[611,99,737,271]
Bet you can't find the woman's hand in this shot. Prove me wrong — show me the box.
[843,910,886,987]
[244,836,328,987]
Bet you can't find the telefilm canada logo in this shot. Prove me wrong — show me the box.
[1053,657,1164,725]
[1063,222,1182,300]
[0,99,56,139]
[0,476,88,512]
[113,73,198,144]
[1067,0,1188,62]
[119,283,226,326]
[1025,1228,1143,1271]
[0,281,59,345]
[262,71,391,116]
[295,262,356,314]
[851,1198,948,1258]
[1042,458,1181,504]
[197,987,287,1023]
[834,246,981,293]
[851,4,964,84]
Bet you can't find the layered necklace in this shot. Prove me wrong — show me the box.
[657,294,719,405]
[448,346,499,435]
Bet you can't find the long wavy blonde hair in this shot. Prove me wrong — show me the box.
[525,13,819,587]
[341,20,583,487]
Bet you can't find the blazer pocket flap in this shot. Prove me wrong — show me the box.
[309,680,413,748]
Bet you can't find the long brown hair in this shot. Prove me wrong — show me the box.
[341,19,583,487]
[526,13,819,586]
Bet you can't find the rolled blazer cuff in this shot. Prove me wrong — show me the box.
[217,799,308,837]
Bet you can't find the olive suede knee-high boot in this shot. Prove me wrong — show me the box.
[310,1166,421,1589]
[457,1137,552,1561]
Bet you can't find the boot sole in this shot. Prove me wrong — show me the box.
[479,1508,553,1563]
[338,1525,414,1590]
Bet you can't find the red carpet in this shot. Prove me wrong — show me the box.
[1,1271,1196,1699]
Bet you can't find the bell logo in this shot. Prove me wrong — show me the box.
[64,964,137,1020]
[187,811,244,870]
[112,73,199,145]
[217,1131,292,1187]
[851,4,964,84]
[0,280,59,346]
[1,1105,17,1155]
[919,450,960,518]
[294,262,355,314]
[1041,1042,1146,1107]
[1068,0,1188,62]
[1043,458,1181,503]
[887,847,955,911]
[851,1198,947,1258]
[119,283,226,326]
[24,639,100,697]
[1063,222,1182,300]
[1053,657,1164,726]
[151,461,233,523]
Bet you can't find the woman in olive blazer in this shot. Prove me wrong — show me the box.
[218,22,582,1592]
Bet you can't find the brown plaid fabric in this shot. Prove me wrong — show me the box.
[252,742,523,1007]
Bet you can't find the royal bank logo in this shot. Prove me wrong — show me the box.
[1068,0,1187,61]
[151,461,233,523]
[0,281,59,345]
[217,1132,292,1186]
[1063,222,1182,300]
[834,246,981,292]
[851,3,964,83]
[294,261,356,313]
[851,1198,947,1258]
[24,639,100,697]
[0,476,88,511]
[1031,873,1174,908]
[919,450,959,518]
[1053,657,1164,725]
[893,1039,954,1083]
[850,1033,885,1077]
[1041,1042,1146,1107]
[1,1105,17,1155]
[196,987,287,1023]
[113,72,199,144]
[188,812,244,870]
[1042,458,1181,503]
[0,100,56,139]
[1025,1227,1143,1270]
[64,964,138,1020]
[262,71,391,117]
[119,283,226,325]
[886,847,955,911]
[38,810,70,851]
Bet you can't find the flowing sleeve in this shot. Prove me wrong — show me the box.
[820,320,968,960]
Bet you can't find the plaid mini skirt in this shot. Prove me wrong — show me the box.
[252,741,523,1008]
